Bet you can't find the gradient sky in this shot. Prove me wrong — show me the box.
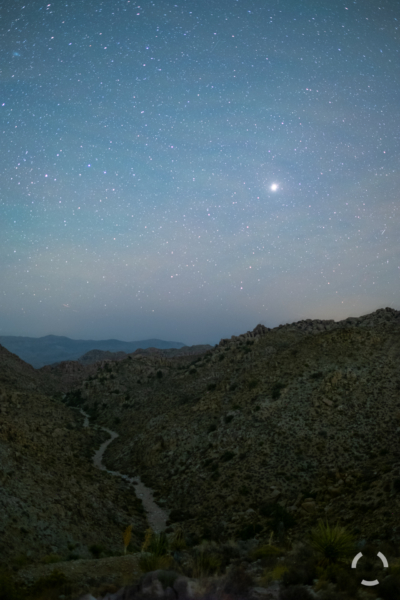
[1,0,399,346]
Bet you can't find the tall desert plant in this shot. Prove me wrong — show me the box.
[310,520,355,566]
[123,524,132,555]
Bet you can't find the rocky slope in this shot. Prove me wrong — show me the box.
[1,306,400,597]
[67,307,400,548]
[0,346,149,570]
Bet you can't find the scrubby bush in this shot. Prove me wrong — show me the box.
[249,545,284,560]
[220,450,235,462]
[238,523,263,541]
[207,383,217,391]
[248,379,259,390]
[224,414,234,424]
[260,502,296,532]
[261,563,288,586]
[271,382,286,399]
[310,521,355,566]
[310,371,323,379]
[207,423,217,433]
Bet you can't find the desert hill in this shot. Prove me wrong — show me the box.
[62,307,400,549]
[0,334,187,369]
[1,306,400,598]
[0,343,148,572]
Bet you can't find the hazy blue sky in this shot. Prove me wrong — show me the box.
[1,0,399,346]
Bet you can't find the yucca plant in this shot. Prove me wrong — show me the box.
[148,530,169,556]
[138,529,172,573]
[310,520,355,566]
[169,527,187,551]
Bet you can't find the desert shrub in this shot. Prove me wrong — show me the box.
[64,389,83,407]
[310,521,355,565]
[168,509,189,524]
[238,522,263,540]
[260,503,296,532]
[248,379,259,390]
[66,552,80,561]
[40,554,62,564]
[310,371,323,379]
[271,382,286,399]
[89,544,104,559]
[238,485,250,496]
[218,354,225,361]
[207,423,217,433]
[261,564,288,586]
[220,451,235,462]
[279,585,314,600]
[224,414,234,424]
[211,470,220,480]
[249,545,284,560]
[380,574,400,600]
[207,383,217,391]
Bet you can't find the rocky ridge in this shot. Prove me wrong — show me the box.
[70,307,400,547]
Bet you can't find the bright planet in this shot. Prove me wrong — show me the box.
[270,183,279,191]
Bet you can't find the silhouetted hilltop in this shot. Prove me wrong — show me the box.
[0,334,187,369]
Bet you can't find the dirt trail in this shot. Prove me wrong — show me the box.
[77,407,170,533]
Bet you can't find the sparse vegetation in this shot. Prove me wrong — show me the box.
[310,520,355,565]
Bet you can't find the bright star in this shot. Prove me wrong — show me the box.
[270,183,278,191]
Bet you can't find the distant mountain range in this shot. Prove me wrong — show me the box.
[0,334,187,369]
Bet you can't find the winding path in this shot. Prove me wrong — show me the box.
[73,407,170,533]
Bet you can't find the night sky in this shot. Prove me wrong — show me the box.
[1,0,399,347]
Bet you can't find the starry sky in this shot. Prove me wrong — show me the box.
[1,0,399,347]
